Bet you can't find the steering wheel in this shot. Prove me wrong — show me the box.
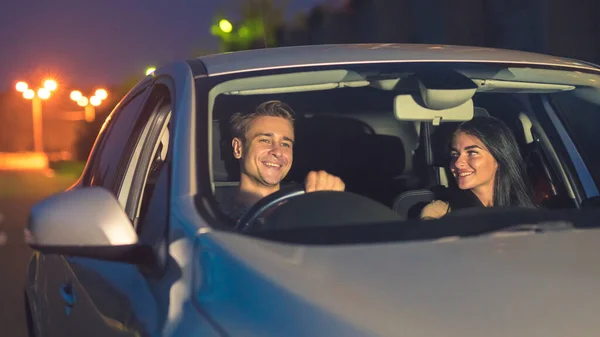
[235,185,306,233]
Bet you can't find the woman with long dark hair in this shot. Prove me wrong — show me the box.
[421,116,536,219]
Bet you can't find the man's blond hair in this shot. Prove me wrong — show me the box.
[229,100,295,141]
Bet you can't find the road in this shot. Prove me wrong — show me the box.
[0,170,76,337]
[0,197,38,337]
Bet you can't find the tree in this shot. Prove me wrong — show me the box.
[211,0,287,52]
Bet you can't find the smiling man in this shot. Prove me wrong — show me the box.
[223,100,345,221]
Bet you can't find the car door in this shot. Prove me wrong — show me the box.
[37,81,159,336]
[32,81,151,335]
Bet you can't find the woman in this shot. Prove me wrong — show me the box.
[421,116,536,220]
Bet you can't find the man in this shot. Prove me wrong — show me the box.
[222,100,345,221]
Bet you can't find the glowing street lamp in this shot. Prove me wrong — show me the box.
[219,19,233,33]
[145,67,156,76]
[95,89,108,100]
[43,79,57,91]
[16,81,28,92]
[15,80,58,152]
[37,88,51,100]
[70,90,82,101]
[89,96,102,106]
[23,89,35,100]
[70,88,108,122]
[77,96,89,107]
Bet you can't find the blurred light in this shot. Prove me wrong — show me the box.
[90,96,101,106]
[70,90,82,101]
[16,81,28,92]
[23,89,35,99]
[0,152,48,170]
[95,89,108,100]
[219,19,233,33]
[43,79,57,91]
[210,24,221,36]
[146,67,156,76]
[37,88,51,100]
[77,96,89,107]
[239,26,250,38]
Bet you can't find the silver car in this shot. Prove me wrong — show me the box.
[24,44,600,336]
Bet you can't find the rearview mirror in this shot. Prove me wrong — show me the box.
[395,71,476,125]
[417,71,478,110]
[27,187,145,264]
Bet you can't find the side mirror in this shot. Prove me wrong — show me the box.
[27,187,149,264]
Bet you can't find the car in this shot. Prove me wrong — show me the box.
[24,44,600,336]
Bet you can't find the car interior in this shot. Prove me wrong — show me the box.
[207,65,599,227]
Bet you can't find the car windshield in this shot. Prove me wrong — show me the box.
[197,62,600,241]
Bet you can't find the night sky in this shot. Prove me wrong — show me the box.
[0,0,326,91]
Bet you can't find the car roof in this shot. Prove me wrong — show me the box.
[195,43,600,77]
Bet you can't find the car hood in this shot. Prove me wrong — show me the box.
[197,228,600,337]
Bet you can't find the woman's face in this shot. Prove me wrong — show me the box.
[450,132,498,192]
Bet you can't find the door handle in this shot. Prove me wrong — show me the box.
[60,282,76,308]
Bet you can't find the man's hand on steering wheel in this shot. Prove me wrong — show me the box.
[304,170,345,193]
[235,171,344,233]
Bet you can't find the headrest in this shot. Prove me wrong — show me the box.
[212,120,239,181]
[344,135,406,178]
[287,115,373,182]
[288,116,406,183]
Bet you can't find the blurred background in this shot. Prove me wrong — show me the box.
[1,0,599,169]
[0,0,598,334]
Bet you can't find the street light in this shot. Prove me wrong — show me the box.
[219,19,233,33]
[89,96,101,106]
[43,79,57,91]
[37,88,51,100]
[15,80,57,153]
[77,96,89,107]
[70,90,82,101]
[16,81,28,92]
[70,88,108,122]
[95,89,108,100]
[23,89,35,100]
[145,67,156,76]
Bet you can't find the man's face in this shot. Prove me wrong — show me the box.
[233,116,294,188]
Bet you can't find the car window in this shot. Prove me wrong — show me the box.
[87,88,149,193]
[115,84,173,249]
[550,89,600,189]
[133,118,171,221]
[116,83,173,223]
